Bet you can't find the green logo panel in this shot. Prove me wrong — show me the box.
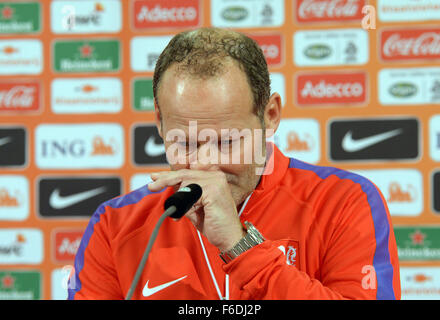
[0,2,40,33]
[54,40,120,73]
[133,78,154,111]
[0,271,41,300]
[395,226,440,261]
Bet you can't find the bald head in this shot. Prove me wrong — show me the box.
[153,27,270,120]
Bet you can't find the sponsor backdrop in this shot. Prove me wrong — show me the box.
[0,0,439,300]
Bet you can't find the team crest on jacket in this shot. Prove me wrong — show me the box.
[275,240,299,267]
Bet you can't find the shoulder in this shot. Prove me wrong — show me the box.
[283,158,388,222]
[88,184,173,241]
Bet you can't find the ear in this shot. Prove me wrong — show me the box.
[263,93,282,138]
[154,100,163,139]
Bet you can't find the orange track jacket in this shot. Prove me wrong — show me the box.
[68,145,401,300]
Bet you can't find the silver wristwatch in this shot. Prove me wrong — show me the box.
[219,221,265,264]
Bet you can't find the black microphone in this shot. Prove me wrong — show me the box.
[164,183,203,219]
[125,183,202,300]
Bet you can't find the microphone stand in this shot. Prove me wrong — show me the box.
[125,205,177,300]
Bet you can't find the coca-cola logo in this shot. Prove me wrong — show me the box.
[0,82,40,112]
[296,0,364,22]
[133,0,199,28]
[297,72,366,106]
[381,28,440,61]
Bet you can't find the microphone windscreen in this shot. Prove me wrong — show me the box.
[164,184,202,219]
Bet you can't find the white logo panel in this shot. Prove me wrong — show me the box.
[130,173,153,192]
[378,0,440,22]
[294,29,368,67]
[51,77,122,114]
[35,123,124,169]
[379,67,440,106]
[0,175,29,221]
[274,118,320,164]
[0,40,43,75]
[211,0,284,28]
[401,267,440,300]
[353,169,423,217]
[0,229,43,264]
[130,36,173,72]
[430,115,440,162]
[51,0,122,34]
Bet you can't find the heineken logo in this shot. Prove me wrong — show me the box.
[222,6,248,21]
[395,227,440,261]
[304,44,332,59]
[0,271,40,300]
[389,82,418,98]
[53,40,120,73]
[0,2,40,34]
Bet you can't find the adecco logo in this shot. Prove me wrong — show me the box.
[381,27,440,62]
[133,0,199,29]
[297,72,366,106]
[249,34,283,66]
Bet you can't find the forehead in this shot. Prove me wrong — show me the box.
[157,63,255,129]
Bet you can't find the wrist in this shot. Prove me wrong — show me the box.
[219,221,265,264]
[218,227,247,253]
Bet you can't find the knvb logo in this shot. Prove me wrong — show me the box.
[297,72,366,106]
[329,118,419,162]
[0,81,40,112]
[133,0,199,29]
[35,123,124,169]
[38,177,121,218]
[0,127,26,167]
[53,1,121,34]
[133,124,167,166]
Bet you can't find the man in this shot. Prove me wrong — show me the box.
[68,28,401,300]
